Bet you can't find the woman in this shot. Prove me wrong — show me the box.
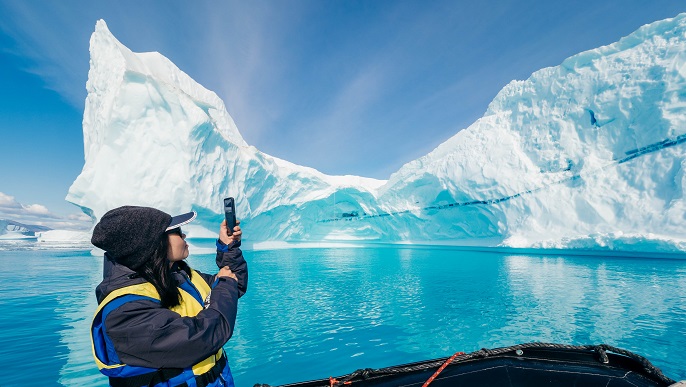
[90,205,248,387]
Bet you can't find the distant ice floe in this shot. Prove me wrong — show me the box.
[38,230,92,242]
[66,14,686,254]
[0,232,37,241]
[0,225,92,251]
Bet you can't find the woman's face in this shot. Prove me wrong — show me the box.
[167,228,189,262]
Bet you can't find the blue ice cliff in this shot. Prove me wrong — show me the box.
[68,15,686,252]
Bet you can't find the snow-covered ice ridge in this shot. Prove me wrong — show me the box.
[0,219,91,250]
[68,15,686,253]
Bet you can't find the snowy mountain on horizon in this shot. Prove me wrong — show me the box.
[0,219,51,239]
[67,14,686,253]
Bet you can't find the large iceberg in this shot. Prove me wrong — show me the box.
[68,15,686,252]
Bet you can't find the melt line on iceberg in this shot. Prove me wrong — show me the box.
[318,133,686,223]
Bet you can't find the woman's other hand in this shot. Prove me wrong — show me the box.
[217,266,237,281]
[219,219,242,245]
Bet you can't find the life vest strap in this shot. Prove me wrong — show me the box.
[108,354,228,387]
[108,367,184,387]
[194,353,228,387]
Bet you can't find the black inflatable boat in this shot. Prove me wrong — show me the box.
[254,343,680,387]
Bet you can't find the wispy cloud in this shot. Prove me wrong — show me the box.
[203,2,286,144]
[2,0,681,184]
[245,2,465,174]
[0,1,92,109]
[0,192,92,230]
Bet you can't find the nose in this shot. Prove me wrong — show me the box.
[181,233,187,239]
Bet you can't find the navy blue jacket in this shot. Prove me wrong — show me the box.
[95,241,248,369]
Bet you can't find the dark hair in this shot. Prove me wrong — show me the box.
[136,233,192,309]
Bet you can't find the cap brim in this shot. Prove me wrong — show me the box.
[166,211,197,231]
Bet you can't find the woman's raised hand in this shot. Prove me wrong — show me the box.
[219,219,242,245]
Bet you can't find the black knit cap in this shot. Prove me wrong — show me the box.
[91,206,172,270]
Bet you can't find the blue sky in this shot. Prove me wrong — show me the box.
[0,0,684,228]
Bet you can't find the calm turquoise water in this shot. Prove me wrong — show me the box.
[0,246,684,386]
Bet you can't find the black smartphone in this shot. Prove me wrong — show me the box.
[224,197,236,235]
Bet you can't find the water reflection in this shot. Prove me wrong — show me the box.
[2,248,685,386]
[496,255,594,343]
[0,250,106,386]
[58,254,104,386]
[497,254,686,375]
[220,249,686,386]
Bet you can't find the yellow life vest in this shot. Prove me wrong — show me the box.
[91,269,230,386]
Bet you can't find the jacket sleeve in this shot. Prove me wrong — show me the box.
[216,239,248,298]
[104,277,239,369]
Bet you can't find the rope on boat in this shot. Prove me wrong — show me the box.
[254,342,677,387]
[421,350,465,387]
[418,343,674,386]
[328,376,351,386]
